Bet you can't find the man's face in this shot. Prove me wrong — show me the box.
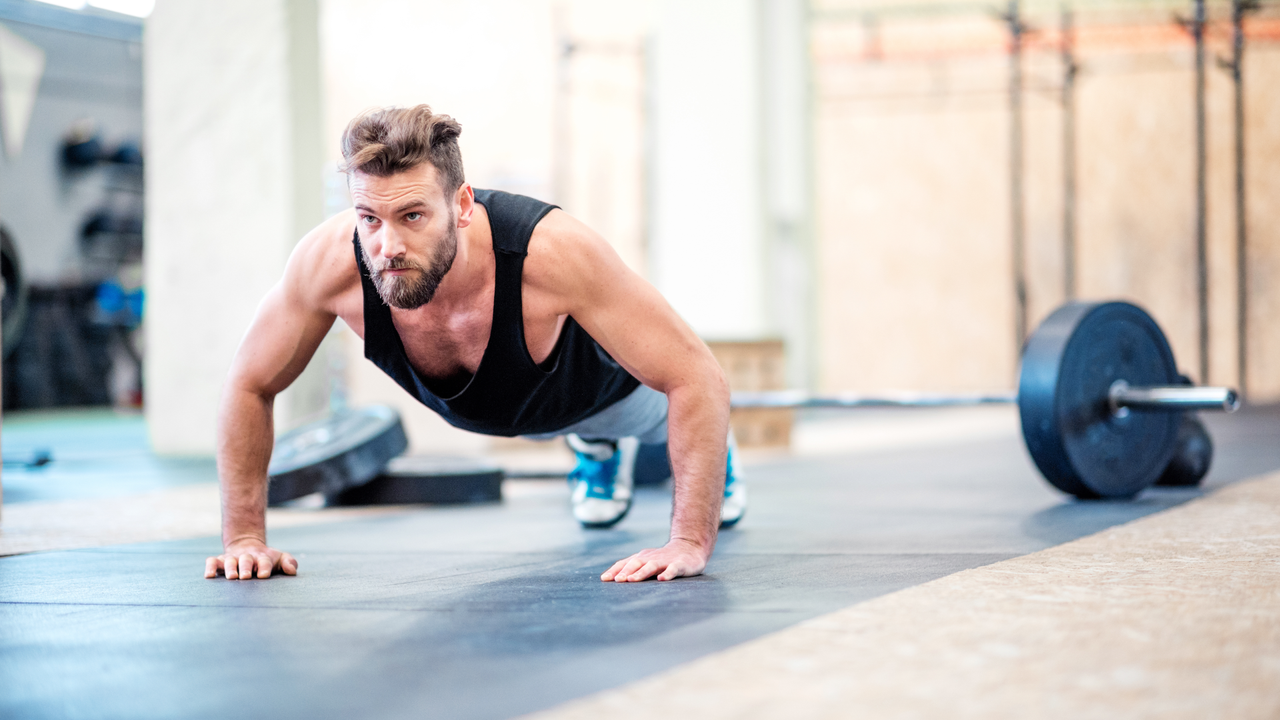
[350,164,466,309]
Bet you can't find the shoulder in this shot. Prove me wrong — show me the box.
[524,208,633,306]
[282,209,361,312]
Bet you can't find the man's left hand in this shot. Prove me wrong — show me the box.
[601,538,711,582]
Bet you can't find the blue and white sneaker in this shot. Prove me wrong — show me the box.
[567,435,637,528]
[720,437,747,528]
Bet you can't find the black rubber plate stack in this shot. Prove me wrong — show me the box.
[328,456,504,506]
[1018,301,1181,499]
[267,406,408,505]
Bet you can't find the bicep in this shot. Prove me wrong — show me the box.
[227,282,336,398]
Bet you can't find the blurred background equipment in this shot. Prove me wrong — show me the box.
[328,455,505,506]
[1,223,28,356]
[731,300,1238,499]
[0,2,144,411]
[266,405,410,506]
[708,340,793,448]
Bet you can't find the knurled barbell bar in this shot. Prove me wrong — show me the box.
[730,301,1239,500]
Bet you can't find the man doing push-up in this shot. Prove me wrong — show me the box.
[204,105,746,583]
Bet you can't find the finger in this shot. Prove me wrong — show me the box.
[613,560,643,583]
[657,562,684,581]
[601,558,631,582]
[256,554,274,579]
[628,560,661,582]
[622,557,648,574]
[224,554,239,580]
[204,556,220,579]
[238,553,256,580]
[280,553,298,576]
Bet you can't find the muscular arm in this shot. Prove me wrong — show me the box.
[528,212,731,582]
[204,225,349,580]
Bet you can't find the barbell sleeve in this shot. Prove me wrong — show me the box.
[731,385,1241,414]
[729,390,1017,409]
[1108,381,1240,414]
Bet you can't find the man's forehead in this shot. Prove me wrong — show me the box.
[349,165,444,201]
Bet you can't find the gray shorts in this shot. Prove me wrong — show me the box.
[523,384,669,445]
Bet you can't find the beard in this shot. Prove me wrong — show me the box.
[363,223,458,309]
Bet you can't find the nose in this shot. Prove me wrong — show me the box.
[380,225,407,260]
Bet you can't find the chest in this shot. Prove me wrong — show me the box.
[390,283,566,383]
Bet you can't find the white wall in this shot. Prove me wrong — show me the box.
[648,0,766,341]
[319,0,560,454]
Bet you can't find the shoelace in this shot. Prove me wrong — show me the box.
[570,451,620,500]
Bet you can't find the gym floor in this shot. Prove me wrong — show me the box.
[2,405,1278,719]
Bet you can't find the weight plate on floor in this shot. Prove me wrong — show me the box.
[1018,301,1180,499]
[328,456,504,506]
[267,405,408,505]
[1154,414,1214,487]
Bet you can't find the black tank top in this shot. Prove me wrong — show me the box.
[353,188,641,437]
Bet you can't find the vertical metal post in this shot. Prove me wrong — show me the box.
[1230,0,1250,398]
[1007,1,1027,350]
[1061,5,1077,301]
[1192,0,1209,384]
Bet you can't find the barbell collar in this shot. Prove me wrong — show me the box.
[1108,380,1240,416]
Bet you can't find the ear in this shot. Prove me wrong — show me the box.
[455,184,475,228]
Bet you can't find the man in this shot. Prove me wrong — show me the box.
[204,105,746,584]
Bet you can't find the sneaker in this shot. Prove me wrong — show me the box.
[567,434,637,528]
[720,439,747,528]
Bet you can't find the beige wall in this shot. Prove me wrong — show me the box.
[814,44,1017,392]
[812,6,1280,401]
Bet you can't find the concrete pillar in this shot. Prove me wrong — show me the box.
[144,0,329,455]
[760,0,815,389]
[649,0,813,387]
[649,0,766,341]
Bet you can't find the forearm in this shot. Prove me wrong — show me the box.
[215,385,277,547]
[664,368,731,554]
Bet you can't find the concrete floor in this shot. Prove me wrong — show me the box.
[1,405,1277,719]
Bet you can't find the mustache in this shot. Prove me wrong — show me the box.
[372,256,425,274]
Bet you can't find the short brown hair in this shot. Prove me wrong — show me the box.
[340,105,465,193]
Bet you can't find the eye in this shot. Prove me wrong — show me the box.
[361,215,379,225]
[405,212,422,222]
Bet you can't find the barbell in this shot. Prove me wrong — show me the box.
[730,301,1239,500]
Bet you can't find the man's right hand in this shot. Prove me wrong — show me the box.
[204,538,298,580]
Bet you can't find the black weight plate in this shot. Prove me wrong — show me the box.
[1,225,30,358]
[328,456,504,505]
[1154,414,1214,487]
[267,405,408,505]
[1018,302,1180,499]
